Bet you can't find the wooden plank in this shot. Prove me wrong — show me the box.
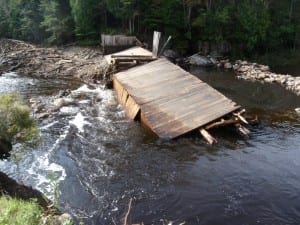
[112,53,242,139]
[125,95,140,120]
[106,46,153,65]
[116,60,178,82]
[121,88,129,106]
[122,76,203,104]
[113,79,124,104]
[146,95,239,137]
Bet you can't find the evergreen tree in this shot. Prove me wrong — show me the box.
[69,0,104,40]
[40,0,74,44]
[0,0,10,37]
[19,0,44,42]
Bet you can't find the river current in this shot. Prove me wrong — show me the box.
[0,68,299,225]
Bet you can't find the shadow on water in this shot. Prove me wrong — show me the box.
[0,69,300,225]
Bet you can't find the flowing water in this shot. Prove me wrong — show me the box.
[0,68,299,225]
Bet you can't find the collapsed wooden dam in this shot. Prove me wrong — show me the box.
[105,47,250,144]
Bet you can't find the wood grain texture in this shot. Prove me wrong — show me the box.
[113,58,241,139]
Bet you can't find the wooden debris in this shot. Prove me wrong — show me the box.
[200,128,217,145]
[205,117,239,130]
[123,198,133,225]
[235,123,250,136]
[233,109,249,124]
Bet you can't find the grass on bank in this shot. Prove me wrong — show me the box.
[0,196,43,225]
[0,196,74,225]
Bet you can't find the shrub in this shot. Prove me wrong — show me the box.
[0,94,39,156]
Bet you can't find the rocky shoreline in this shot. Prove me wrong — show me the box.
[231,60,300,96]
[185,53,300,96]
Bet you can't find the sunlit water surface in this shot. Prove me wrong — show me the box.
[0,69,299,225]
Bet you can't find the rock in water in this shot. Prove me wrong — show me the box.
[163,49,179,61]
[187,54,214,66]
[224,62,232,69]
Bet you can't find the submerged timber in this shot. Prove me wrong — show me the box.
[110,47,249,143]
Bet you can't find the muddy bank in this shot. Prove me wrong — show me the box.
[0,39,109,82]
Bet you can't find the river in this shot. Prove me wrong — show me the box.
[0,67,299,225]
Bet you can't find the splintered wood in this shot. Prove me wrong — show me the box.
[113,57,246,142]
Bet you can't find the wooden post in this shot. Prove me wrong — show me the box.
[152,31,161,57]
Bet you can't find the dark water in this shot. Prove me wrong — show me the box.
[0,68,300,225]
[272,64,300,77]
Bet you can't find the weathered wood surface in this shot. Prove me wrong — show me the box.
[152,31,161,57]
[113,58,241,139]
[101,34,137,46]
[105,46,154,65]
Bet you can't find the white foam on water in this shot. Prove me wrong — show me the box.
[72,84,116,107]
[2,72,18,78]
[70,112,91,133]
[59,106,79,116]
[25,127,70,199]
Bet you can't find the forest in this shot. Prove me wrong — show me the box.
[0,0,299,58]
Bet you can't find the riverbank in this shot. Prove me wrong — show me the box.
[0,171,73,225]
[0,39,109,82]
[186,53,300,96]
[227,60,300,96]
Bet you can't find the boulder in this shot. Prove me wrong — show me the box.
[187,54,215,66]
[163,49,179,60]
[224,62,232,69]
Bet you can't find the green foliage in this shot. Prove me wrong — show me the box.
[0,196,43,225]
[0,196,74,225]
[193,6,231,43]
[0,1,10,37]
[234,0,270,53]
[0,0,298,55]
[0,94,39,147]
[40,0,74,44]
[19,0,44,42]
[69,0,104,40]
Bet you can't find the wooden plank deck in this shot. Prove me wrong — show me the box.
[105,46,154,65]
[113,58,241,139]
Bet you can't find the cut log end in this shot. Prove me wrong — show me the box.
[200,128,217,145]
